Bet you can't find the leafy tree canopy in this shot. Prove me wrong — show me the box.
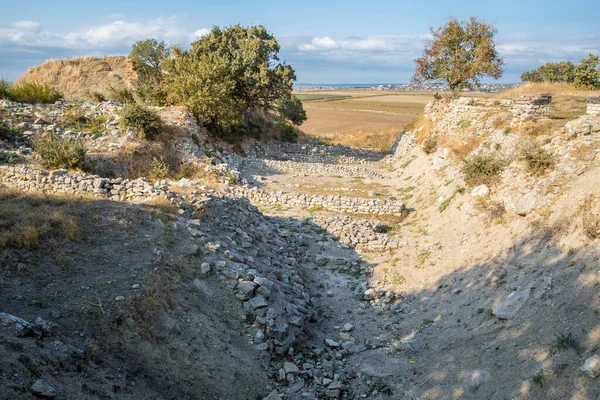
[412,16,504,92]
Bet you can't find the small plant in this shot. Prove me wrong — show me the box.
[520,145,555,176]
[581,196,600,239]
[120,103,161,140]
[8,81,62,104]
[503,127,511,135]
[108,86,135,104]
[459,120,472,129]
[422,134,439,154]
[0,79,10,99]
[85,90,106,103]
[553,333,580,353]
[149,157,171,180]
[32,133,87,170]
[400,158,413,169]
[462,152,507,187]
[276,121,299,143]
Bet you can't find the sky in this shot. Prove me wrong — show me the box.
[1,0,599,84]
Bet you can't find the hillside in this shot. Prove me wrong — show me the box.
[1,85,600,399]
[14,56,138,99]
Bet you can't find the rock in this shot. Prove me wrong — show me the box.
[465,369,490,390]
[341,323,354,332]
[328,381,344,390]
[235,281,258,300]
[200,262,212,276]
[115,296,125,301]
[288,378,305,393]
[493,289,530,319]
[470,184,489,198]
[30,379,58,398]
[284,361,300,375]
[580,355,600,378]
[516,190,537,216]
[263,389,281,400]
[325,389,340,398]
[325,339,340,348]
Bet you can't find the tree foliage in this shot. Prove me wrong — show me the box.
[129,39,170,105]
[521,61,575,83]
[412,16,503,91]
[573,54,600,90]
[277,96,307,125]
[163,25,301,131]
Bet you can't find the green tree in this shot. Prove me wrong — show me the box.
[129,39,171,105]
[163,25,301,131]
[520,69,544,83]
[573,54,600,90]
[412,16,503,92]
[277,96,307,125]
[521,62,575,83]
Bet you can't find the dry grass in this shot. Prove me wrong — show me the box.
[581,196,600,239]
[15,56,138,99]
[305,100,425,115]
[0,189,83,250]
[499,82,600,98]
[299,103,417,151]
[445,136,484,160]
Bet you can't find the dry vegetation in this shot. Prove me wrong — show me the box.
[0,188,83,250]
[15,56,138,99]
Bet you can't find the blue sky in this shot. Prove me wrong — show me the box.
[1,0,599,83]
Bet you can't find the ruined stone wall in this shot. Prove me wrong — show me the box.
[0,165,177,203]
[510,93,552,119]
[588,97,600,116]
[227,186,406,216]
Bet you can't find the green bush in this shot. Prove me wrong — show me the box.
[276,122,299,143]
[120,103,161,140]
[108,86,135,104]
[32,134,87,170]
[277,96,307,125]
[520,145,555,176]
[422,134,439,154]
[8,82,62,104]
[462,152,507,186]
[0,79,11,99]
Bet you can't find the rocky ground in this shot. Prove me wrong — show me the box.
[1,95,600,399]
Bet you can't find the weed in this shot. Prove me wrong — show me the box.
[400,158,413,169]
[459,120,472,129]
[149,157,171,180]
[422,134,439,154]
[120,103,161,140]
[7,81,63,104]
[462,152,507,187]
[520,144,555,176]
[439,198,452,213]
[108,86,135,104]
[581,196,600,239]
[32,133,87,170]
[553,333,580,353]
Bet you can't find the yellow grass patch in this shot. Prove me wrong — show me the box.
[15,56,138,99]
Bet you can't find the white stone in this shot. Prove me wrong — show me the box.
[470,184,490,198]
[581,355,600,378]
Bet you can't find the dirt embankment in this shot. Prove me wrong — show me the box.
[14,56,138,99]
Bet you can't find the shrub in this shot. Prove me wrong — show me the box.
[0,79,10,99]
[422,134,439,154]
[581,196,600,239]
[84,90,106,103]
[108,86,135,104]
[277,122,299,143]
[520,145,555,176]
[277,96,307,125]
[120,103,161,140]
[462,152,507,186]
[9,82,62,104]
[573,54,600,90]
[32,134,87,170]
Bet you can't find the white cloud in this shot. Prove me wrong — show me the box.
[12,20,41,32]
[299,36,339,51]
[192,28,211,38]
[0,18,210,50]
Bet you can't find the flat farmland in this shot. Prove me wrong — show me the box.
[295,90,433,151]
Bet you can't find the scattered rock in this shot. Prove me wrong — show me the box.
[581,355,600,378]
[470,184,489,198]
[30,379,58,398]
[493,289,530,319]
[515,190,537,216]
[465,369,490,390]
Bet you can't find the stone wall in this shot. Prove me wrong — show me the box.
[588,96,600,116]
[0,165,179,203]
[236,158,385,180]
[510,93,552,119]
[314,215,405,250]
[227,186,406,216]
